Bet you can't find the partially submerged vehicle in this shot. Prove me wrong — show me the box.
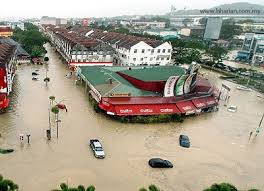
[227,105,237,112]
[149,158,173,168]
[90,139,105,159]
[236,85,251,91]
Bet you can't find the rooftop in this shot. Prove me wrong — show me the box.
[78,66,187,97]
[79,66,159,97]
[118,66,185,82]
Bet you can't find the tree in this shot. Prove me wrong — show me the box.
[220,19,243,40]
[44,57,49,62]
[139,185,160,191]
[52,183,95,191]
[0,174,19,191]
[12,22,47,57]
[206,45,228,63]
[204,183,238,191]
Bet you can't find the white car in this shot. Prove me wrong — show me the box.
[90,139,105,159]
[227,105,237,112]
[236,85,251,91]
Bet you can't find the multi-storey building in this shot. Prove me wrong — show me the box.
[43,26,114,66]
[0,26,13,37]
[0,42,16,112]
[237,32,264,64]
[73,27,173,66]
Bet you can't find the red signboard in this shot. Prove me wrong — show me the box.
[115,104,181,116]
[192,97,217,109]
[176,101,196,113]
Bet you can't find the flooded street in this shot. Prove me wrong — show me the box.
[1,43,264,191]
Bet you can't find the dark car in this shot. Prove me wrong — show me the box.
[148,158,173,168]
[179,135,190,148]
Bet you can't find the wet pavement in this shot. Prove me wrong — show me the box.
[0,43,264,191]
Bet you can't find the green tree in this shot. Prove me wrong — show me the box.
[53,183,95,191]
[206,45,228,63]
[0,174,19,191]
[204,183,238,191]
[12,22,47,57]
[220,19,243,40]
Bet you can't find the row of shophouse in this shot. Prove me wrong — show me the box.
[0,42,16,112]
[42,25,172,67]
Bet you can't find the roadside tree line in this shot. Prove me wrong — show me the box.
[0,174,260,191]
[12,22,48,57]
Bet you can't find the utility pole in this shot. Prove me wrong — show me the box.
[255,113,264,137]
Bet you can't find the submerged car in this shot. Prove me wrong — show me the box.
[227,105,237,112]
[90,139,105,159]
[148,158,173,168]
[179,135,190,148]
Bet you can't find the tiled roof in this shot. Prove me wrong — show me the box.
[46,26,100,49]
[71,26,165,49]
[0,27,12,33]
[0,42,16,67]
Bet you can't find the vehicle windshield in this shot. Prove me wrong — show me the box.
[95,147,103,151]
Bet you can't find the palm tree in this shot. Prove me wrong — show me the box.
[0,174,19,191]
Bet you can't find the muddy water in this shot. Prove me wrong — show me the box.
[1,43,264,191]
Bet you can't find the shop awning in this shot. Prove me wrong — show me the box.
[192,96,218,109]
[115,104,181,116]
[205,96,218,106]
[192,98,208,109]
[176,101,196,114]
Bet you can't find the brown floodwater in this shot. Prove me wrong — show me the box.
[1,43,264,191]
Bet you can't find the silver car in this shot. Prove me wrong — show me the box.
[90,139,105,159]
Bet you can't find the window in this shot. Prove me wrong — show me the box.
[150,58,153,61]
[161,58,164,60]
[157,49,161,53]
[168,49,171,53]
[162,49,166,53]
[167,57,170,60]
[142,49,145,53]
[156,58,159,60]
[140,58,143,61]
[134,49,137,53]
[151,49,154,53]
[133,58,136,61]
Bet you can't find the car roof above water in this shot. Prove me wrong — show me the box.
[93,141,102,148]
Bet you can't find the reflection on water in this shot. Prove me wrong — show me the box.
[0,43,264,191]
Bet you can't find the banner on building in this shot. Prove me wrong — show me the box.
[175,75,189,96]
[187,62,201,74]
[184,73,196,94]
[164,76,178,97]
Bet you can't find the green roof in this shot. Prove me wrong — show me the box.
[78,66,186,97]
[119,66,185,82]
[78,66,159,97]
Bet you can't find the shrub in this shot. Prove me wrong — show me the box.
[44,57,49,62]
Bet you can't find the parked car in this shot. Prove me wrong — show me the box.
[90,139,105,159]
[148,158,173,168]
[179,135,190,148]
[227,105,237,112]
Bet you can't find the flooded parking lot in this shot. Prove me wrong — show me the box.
[1,44,264,191]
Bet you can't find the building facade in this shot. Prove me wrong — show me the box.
[72,27,173,66]
[43,26,114,66]
[0,42,16,111]
[0,26,13,37]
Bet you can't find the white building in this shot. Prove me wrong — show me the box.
[131,20,166,29]
[72,27,173,66]
[40,17,67,25]
[43,26,114,66]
